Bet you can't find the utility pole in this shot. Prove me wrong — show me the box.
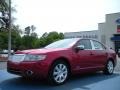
[8,0,11,58]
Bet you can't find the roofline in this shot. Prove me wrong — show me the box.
[64,30,98,34]
[106,12,120,16]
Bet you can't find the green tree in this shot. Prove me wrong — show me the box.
[21,35,38,49]
[11,25,22,50]
[0,31,8,49]
[0,0,9,28]
[0,0,16,28]
[0,25,22,50]
[21,25,38,49]
[31,25,36,33]
[24,26,31,36]
[39,31,64,47]
[24,25,37,36]
[0,0,9,11]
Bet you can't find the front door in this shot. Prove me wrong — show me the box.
[75,39,94,69]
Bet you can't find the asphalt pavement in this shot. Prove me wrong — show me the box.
[0,62,7,70]
[0,70,120,90]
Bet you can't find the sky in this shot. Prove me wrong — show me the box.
[12,0,120,36]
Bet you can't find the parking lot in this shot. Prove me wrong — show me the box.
[0,62,7,70]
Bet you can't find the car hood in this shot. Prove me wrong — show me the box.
[15,48,68,54]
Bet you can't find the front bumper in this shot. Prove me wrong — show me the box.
[7,61,49,78]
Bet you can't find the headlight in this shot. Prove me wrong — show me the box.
[24,54,47,61]
[9,54,25,62]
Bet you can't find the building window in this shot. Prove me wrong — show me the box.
[94,35,98,38]
[83,35,86,38]
[86,35,88,38]
[88,35,91,38]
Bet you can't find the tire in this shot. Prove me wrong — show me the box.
[103,60,114,75]
[48,60,69,85]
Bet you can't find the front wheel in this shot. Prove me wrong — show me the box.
[48,61,69,85]
[103,60,114,75]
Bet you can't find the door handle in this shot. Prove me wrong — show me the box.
[90,53,94,55]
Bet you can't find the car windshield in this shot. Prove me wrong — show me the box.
[45,38,79,49]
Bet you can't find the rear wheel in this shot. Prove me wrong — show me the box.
[48,60,69,85]
[103,60,114,75]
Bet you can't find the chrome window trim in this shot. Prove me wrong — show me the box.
[90,40,95,50]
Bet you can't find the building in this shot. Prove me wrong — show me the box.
[64,12,120,52]
[64,30,99,40]
[99,12,120,52]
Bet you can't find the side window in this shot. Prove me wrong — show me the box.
[92,40,105,50]
[77,39,92,49]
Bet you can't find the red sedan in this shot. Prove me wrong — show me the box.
[7,38,117,85]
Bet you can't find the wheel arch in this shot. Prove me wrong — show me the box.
[107,58,115,67]
[49,57,72,74]
[47,57,71,85]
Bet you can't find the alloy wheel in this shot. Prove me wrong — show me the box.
[53,63,68,83]
[107,60,114,74]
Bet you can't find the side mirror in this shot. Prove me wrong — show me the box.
[75,45,85,52]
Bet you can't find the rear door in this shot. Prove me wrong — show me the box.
[90,40,107,68]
